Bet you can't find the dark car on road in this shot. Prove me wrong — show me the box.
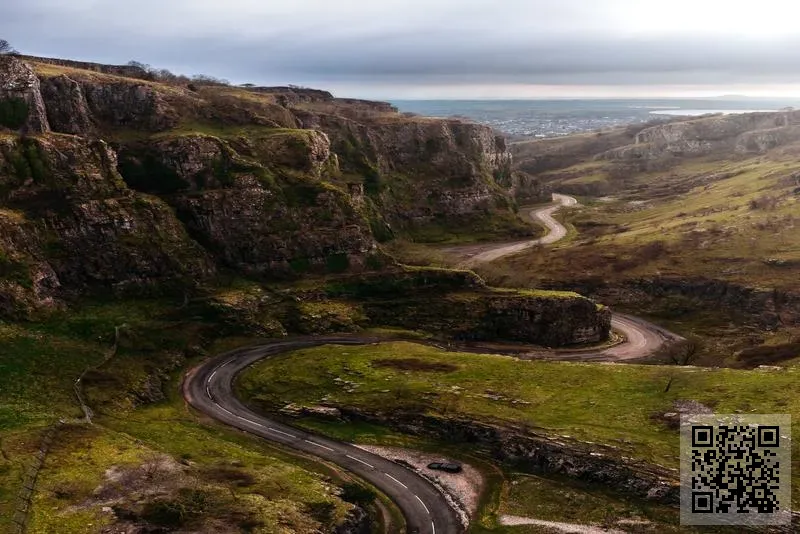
[427,461,462,473]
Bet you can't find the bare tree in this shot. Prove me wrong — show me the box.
[127,60,151,71]
[0,39,16,55]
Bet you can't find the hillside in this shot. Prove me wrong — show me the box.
[483,111,800,366]
[0,54,610,534]
[0,54,551,317]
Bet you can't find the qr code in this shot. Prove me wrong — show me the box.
[681,414,791,526]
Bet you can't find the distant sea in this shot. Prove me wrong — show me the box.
[389,98,800,138]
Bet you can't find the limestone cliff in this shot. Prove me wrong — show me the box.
[600,110,800,160]
[295,109,529,230]
[0,57,50,133]
[0,134,213,316]
[0,55,600,341]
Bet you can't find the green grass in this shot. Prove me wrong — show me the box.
[0,322,106,429]
[402,211,541,245]
[487,471,752,534]
[0,297,391,533]
[494,155,800,291]
[489,287,583,299]
[237,341,800,506]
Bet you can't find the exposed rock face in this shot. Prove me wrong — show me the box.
[323,269,611,346]
[0,134,214,315]
[296,111,521,225]
[333,506,371,534]
[599,111,800,160]
[116,132,377,276]
[82,81,179,132]
[734,125,800,154]
[39,74,94,134]
[175,183,376,276]
[329,409,679,505]
[506,170,549,204]
[362,291,609,346]
[550,276,800,330]
[0,56,50,133]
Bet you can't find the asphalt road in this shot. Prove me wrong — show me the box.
[183,338,464,534]
[458,193,578,268]
[453,193,684,361]
[182,193,683,534]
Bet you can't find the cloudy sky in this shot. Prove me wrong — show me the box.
[4,0,800,99]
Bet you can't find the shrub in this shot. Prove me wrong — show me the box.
[141,488,210,528]
[340,482,376,505]
[0,98,28,129]
[326,252,350,273]
[363,168,382,195]
[749,194,779,210]
[289,257,311,273]
[117,150,189,193]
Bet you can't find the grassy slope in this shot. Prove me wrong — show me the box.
[463,152,800,366]
[237,341,800,506]
[489,155,800,291]
[0,299,362,534]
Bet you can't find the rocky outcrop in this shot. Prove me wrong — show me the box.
[116,132,378,277]
[599,111,800,161]
[296,112,518,225]
[0,134,214,314]
[506,170,550,204]
[82,81,180,132]
[39,74,95,134]
[323,268,611,346]
[319,409,680,505]
[174,182,376,276]
[360,290,609,346]
[548,276,800,330]
[734,125,800,154]
[333,506,371,534]
[0,56,50,133]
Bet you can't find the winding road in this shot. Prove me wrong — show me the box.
[184,338,461,534]
[458,193,578,268]
[182,193,683,534]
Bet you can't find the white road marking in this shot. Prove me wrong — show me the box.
[212,402,236,417]
[431,520,436,534]
[415,495,430,515]
[346,455,375,469]
[209,358,233,379]
[268,427,297,438]
[304,439,335,452]
[205,386,213,399]
[384,473,408,489]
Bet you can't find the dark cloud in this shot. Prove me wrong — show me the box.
[2,0,799,96]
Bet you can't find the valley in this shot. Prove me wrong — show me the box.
[1,51,799,534]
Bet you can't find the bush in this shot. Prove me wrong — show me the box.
[326,252,350,273]
[289,257,311,273]
[117,149,189,193]
[749,194,779,210]
[141,488,210,528]
[340,482,376,505]
[0,98,29,129]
